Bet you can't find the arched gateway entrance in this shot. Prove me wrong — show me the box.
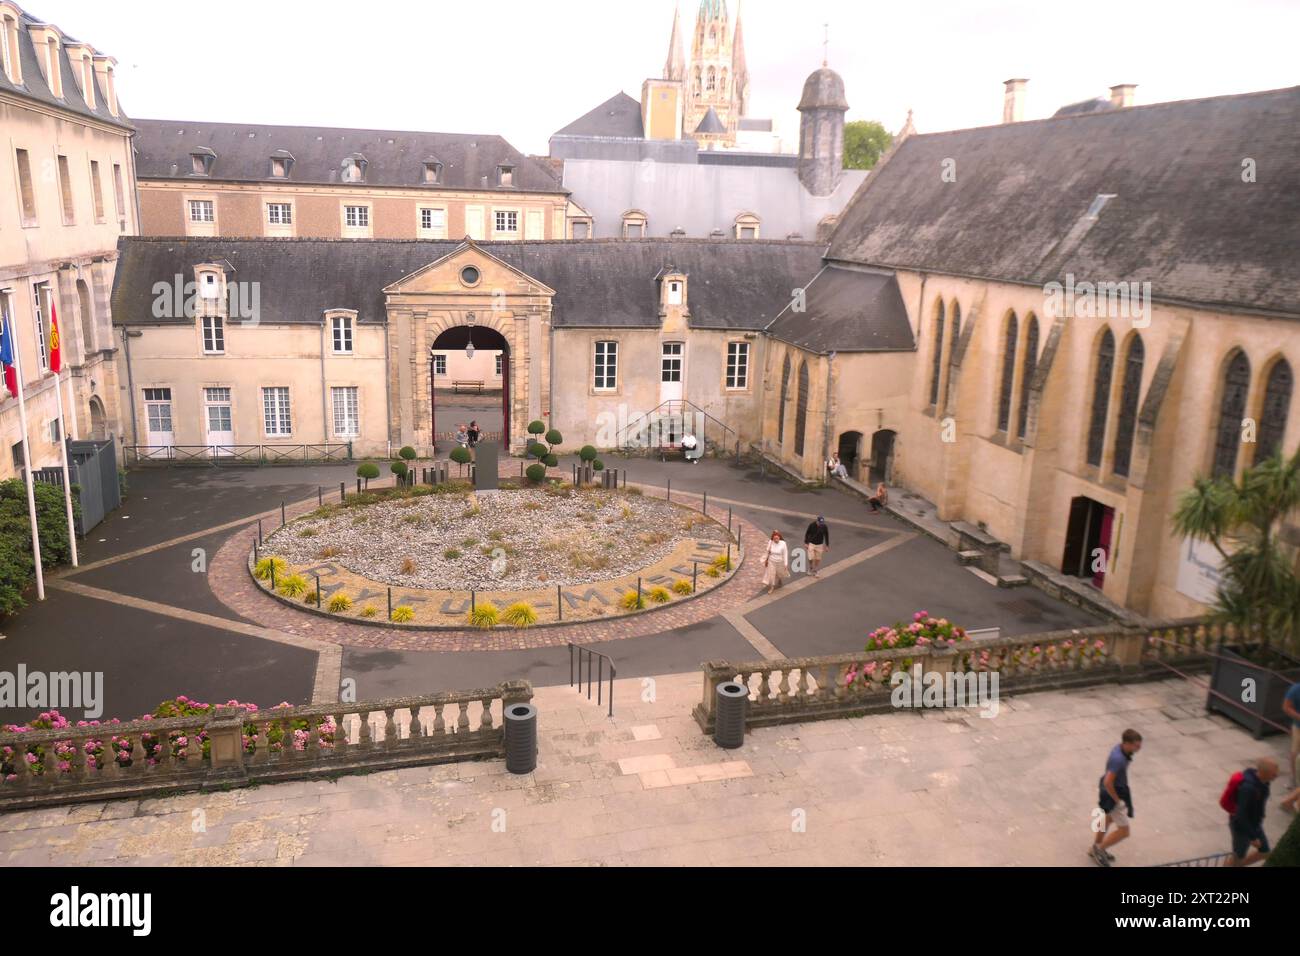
[429,324,510,452]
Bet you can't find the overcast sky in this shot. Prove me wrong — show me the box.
[33,0,1300,154]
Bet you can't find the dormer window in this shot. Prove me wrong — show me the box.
[668,280,683,305]
[44,36,63,98]
[622,210,648,239]
[0,11,21,85]
[190,149,216,176]
[422,161,443,184]
[496,164,515,187]
[93,56,118,116]
[64,44,94,108]
[734,213,761,240]
[341,155,367,183]
[269,151,294,178]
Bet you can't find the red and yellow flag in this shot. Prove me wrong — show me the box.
[48,293,62,374]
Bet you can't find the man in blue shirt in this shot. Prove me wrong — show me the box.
[1090,728,1142,867]
[1227,758,1278,866]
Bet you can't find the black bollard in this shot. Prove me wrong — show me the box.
[315,574,321,608]
[557,585,562,622]
[318,487,323,507]
[340,481,345,502]
[667,478,671,502]
[257,517,263,544]
[693,561,698,592]
[703,491,707,515]
[387,587,392,619]
[281,502,286,526]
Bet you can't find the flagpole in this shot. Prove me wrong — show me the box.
[9,315,45,600]
[52,368,79,567]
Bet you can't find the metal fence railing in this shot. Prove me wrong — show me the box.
[568,643,616,718]
[126,443,352,467]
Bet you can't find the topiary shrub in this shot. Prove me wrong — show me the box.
[467,601,499,629]
[543,453,559,468]
[592,459,604,472]
[673,579,694,595]
[399,446,417,461]
[648,585,672,604]
[620,590,645,611]
[545,429,563,447]
[450,446,472,475]
[527,420,546,436]
[254,556,288,580]
[357,462,380,480]
[502,602,539,628]
[328,593,353,613]
[390,460,408,477]
[579,445,598,463]
[390,605,415,623]
[277,573,309,598]
[525,463,547,483]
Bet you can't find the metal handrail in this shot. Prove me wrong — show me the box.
[126,443,353,466]
[567,643,616,718]
[1160,851,1232,867]
[617,399,738,454]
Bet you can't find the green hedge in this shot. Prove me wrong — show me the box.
[0,478,80,617]
[1265,810,1300,867]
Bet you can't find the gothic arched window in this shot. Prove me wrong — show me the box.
[778,354,791,445]
[693,68,701,96]
[1086,329,1115,467]
[707,67,716,92]
[795,360,810,456]
[1111,335,1144,477]
[720,68,728,96]
[927,300,945,407]
[1016,314,1039,440]
[940,301,961,409]
[1212,350,1252,479]
[996,312,1018,433]
[1256,359,1293,462]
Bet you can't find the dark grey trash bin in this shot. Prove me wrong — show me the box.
[714,681,748,749]
[504,702,537,774]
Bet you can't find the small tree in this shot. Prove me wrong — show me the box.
[1172,449,1300,658]
[399,446,417,462]
[843,120,894,170]
[390,460,408,485]
[450,445,472,476]
[356,462,379,488]
[527,427,563,476]
[525,463,547,483]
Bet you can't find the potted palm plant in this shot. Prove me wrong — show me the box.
[1173,449,1300,737]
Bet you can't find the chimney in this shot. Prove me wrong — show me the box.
[1109,84,1137,108]
[1002,78,1028,123]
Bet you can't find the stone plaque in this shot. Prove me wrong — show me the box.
[474,441,499,491]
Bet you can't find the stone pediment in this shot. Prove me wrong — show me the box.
[382,239,555,298]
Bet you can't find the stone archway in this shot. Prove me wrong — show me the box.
[88,396,107,440]
[428,323,511,452]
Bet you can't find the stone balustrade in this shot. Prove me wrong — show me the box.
[0,681,532,812]
[693,619,1219,733]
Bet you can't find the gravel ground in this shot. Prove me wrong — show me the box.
[264,487,726,590]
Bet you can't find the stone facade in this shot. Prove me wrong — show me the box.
[0,1,131,480]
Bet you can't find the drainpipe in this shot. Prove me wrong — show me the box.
[319,322,328,444]
[121,326,139,448]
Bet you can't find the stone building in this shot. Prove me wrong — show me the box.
[110,236,821,459]
[0,2,132,480]
[760,83,1300,620]
[132,120,571,241]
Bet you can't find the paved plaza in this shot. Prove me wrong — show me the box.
[1,674,1291,867]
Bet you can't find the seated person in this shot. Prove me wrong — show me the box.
[869,482,888,513]
[827,454,849,479]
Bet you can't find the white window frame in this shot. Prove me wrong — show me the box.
[726,341,750,390]
[201,314,225,354]
[331,314,354,355]
[418,206,447,238]
[433,354,447,376]
[661,341,683,383]
[267,202,293,225]
[594,340,618,391]
[204,386,233,435]
[342,202,372,237]
[262,386,292,437]
[493,208,520,236]
[494,353,503,377]
[189,199,215,223]
[331,386,360,438]
[144,387,173,434]
[32,283,49,372]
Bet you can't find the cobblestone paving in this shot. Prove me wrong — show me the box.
[3,675,1291,867]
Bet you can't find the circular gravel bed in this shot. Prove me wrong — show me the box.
[263,487,727,591]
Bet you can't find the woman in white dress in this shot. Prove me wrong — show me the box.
[762,531,789,594]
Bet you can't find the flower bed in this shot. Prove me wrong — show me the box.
[0,696,335,780]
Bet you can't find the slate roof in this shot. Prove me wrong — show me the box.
[766,265,914,353]
[552,92,645,139]
[132,119,564,193]
[827,86,1300,317]
[695,107,727,135]
[0,10,131,130]
[111,237,825,331]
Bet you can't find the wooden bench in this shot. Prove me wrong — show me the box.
[451,380,485,394]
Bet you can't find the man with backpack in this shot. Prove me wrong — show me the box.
[1224,757,1279,866]
[1090,729,1142,866]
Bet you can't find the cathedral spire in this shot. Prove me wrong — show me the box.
[731,2,748,118]
[664,5,686,81]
